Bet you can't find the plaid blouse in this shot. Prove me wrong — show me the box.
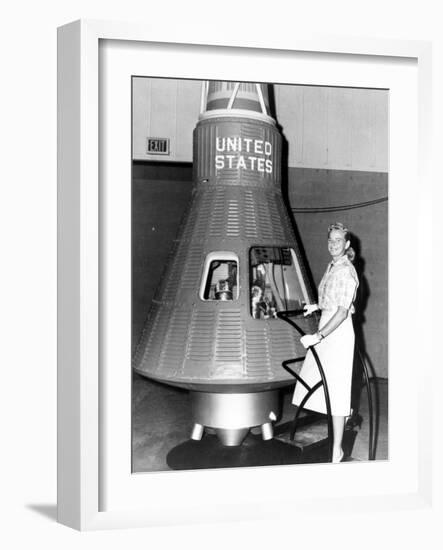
[318,255,359,314]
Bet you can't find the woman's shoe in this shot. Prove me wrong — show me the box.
[346,413,363,430]
[332,450,344,464]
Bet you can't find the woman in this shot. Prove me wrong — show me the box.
[293,222,359,463]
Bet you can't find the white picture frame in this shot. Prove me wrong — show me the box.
[57,19,434,531]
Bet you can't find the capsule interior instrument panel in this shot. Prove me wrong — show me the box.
[133,81,318,446]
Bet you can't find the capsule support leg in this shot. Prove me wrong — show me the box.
[261,422,274,441]
[190,423,204,441]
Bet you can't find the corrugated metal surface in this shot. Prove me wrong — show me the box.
[137,304,169,371]
[187,310,216,361]
[159,309,192,375]
[194,117,282,188]
[208,188,226,237]
[181,245,203,290]
[245,328,272,378]
[244,190,258,239]
[134,111,317,389]
[269,324,299,373]
[215,310,243,364]
[226,200,240,237]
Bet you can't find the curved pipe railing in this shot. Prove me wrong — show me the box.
[277,308,376,462]
[356,348,377,460]
[277,309,333,462]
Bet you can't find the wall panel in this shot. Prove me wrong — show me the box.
[327,88,352,168]
[149,79,178,157]
[375,89,389,170]
[351,90,376,169]
[132,78,389,173]
[132,77,200,161]
[301,86,328,167]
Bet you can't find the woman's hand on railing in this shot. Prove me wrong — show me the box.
[300,333,322,348]
[303,303,319,317]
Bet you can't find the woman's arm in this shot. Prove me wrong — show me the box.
[318,306,348,338]
[300,306,349,348]
[300,264,357,348]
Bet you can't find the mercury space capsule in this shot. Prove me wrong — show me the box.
[133,81,318,446]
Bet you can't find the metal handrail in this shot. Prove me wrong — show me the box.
[357,348,376,460]
[277,309,333,462]
[277,308,377,462]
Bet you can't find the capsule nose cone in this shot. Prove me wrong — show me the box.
[206,81,270,114]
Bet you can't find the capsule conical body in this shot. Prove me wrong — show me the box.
[133,82,317,445]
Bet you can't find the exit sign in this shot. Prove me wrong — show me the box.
[146,137,170,155]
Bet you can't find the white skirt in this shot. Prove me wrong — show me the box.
[292,310,355,416]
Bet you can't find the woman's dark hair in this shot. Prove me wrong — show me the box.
[328,222,355,263]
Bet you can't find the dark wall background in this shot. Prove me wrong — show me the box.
[286,168,388,379]
[132,162,193,354]
[133,162,388,378]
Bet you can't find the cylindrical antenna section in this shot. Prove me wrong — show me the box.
[200,81,274,123]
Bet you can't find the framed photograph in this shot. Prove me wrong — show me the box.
[57,20,433,530]
[130,75,388,473]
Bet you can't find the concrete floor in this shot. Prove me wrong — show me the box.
[132,375,388,472]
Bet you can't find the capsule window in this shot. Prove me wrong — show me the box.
[200,252,239,301]
[249,247,309,319]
